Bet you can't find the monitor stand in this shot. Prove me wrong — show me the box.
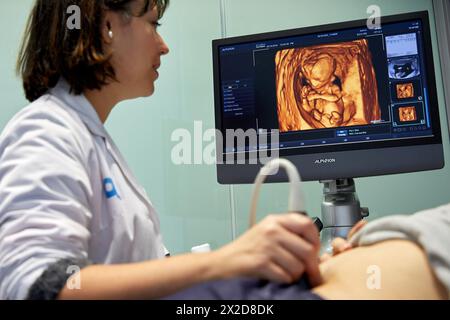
[319,178,369,254]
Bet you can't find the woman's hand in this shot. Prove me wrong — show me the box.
[320,219,368,262]
[213,213,323,286]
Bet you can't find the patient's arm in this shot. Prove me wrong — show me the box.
[312,240,447,299]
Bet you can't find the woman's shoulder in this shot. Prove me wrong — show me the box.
[3,94,86,133]
[0,93,96,162]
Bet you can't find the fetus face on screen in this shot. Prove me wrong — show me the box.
[275,39,382,132]
[301,55,344,127]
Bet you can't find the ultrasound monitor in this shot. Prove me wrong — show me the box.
[212,11,443,185]
[212,11,444,245]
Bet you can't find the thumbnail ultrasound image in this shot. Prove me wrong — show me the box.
[388,57,420,80]
[392,102,424,126]
[396,83,415,99]
[275,39,382,132]
[399,106,418,122]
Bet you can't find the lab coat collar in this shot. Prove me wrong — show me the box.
[49,79,157,218]
[49,79,108,139]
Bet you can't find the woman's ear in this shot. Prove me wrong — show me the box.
[101,12,114,45]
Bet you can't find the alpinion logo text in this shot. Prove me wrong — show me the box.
[314,158,336,164]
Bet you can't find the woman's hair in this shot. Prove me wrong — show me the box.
[17,0,169,102]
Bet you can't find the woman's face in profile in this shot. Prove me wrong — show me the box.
[108,4,170,99]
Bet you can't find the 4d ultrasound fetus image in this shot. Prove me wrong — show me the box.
[396,83,414,99]
[399,106,417,122]
[275,39,381,131]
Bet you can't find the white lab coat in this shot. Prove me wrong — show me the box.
[0,79,167,299]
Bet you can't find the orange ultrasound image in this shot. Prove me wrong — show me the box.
[396,83,414,99]
[399,106,417,122]
[275,39,381,131]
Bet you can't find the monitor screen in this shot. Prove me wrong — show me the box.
[212,11,444,184]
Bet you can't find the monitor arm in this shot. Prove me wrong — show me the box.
[319,178,369,254]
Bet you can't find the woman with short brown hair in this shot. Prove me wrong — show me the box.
[0,0,323,300]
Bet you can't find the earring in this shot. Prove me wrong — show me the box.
[108,30,113,39]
